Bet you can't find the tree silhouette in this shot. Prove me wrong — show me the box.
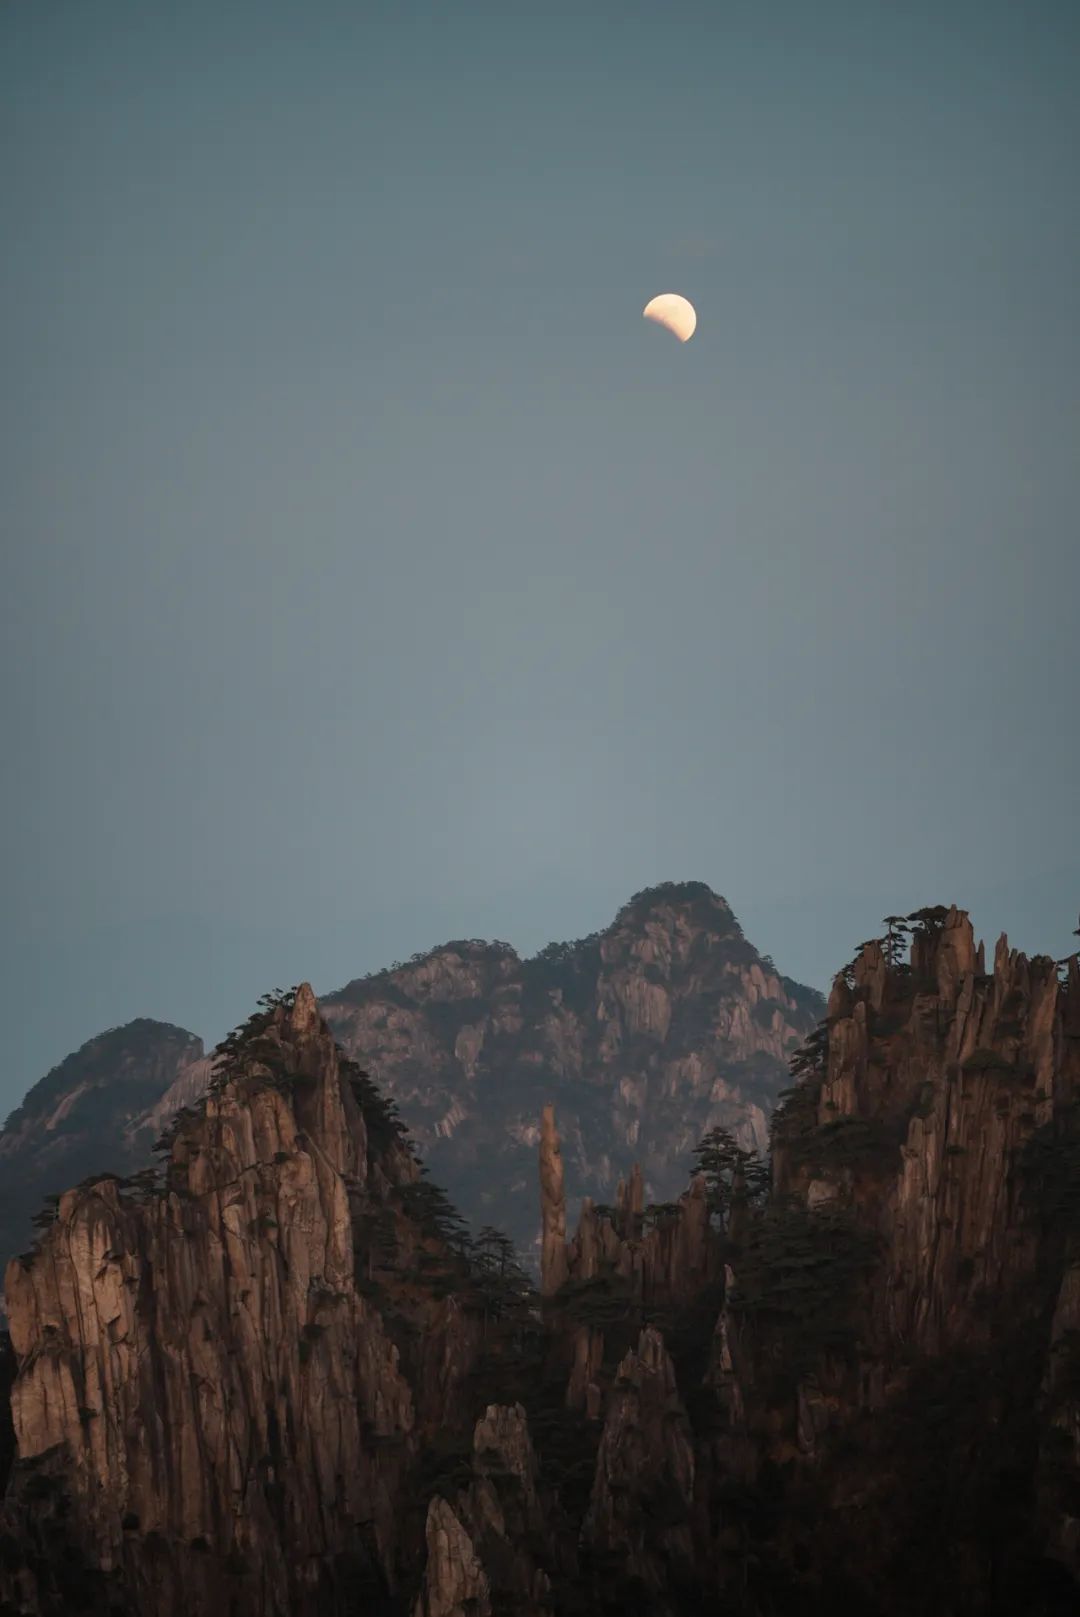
[882,916,911,968]
[468,1226,535,1339]
[692,1126,769,1231]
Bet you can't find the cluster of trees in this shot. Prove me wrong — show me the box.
[347,938,517,987]
[206,987,299,1100]
[835,907,956,991]
[531,934,603,968]
[693,1125,770,1230]
[342,1058,414,1160]
[771,1021,828,1161]
[731,1197,879,1384]
[620,880,720,914]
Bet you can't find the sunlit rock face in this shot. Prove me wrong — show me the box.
[0,988,482,1617]
[322,883,823,1255]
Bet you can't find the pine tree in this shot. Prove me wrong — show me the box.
[692,1127,769,1231]
[882,916,911,968]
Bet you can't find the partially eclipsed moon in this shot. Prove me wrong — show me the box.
[643,292,697,343]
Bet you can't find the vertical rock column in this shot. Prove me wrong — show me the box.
[539,1105,569,1296]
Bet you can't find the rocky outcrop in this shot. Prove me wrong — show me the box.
[413,1404,554,1617]
[413,1499,490,1617]
[323,883,822,1255]
[776,906,1075,1360]
[583,1328,695,1612]
[0,986,479,1617]
[539,1106,568,1296]
[715,905,1080,1612]
[539,1105,724,1417]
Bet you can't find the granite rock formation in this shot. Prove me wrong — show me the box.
[0,987,436,1615]
[323,882,822,1256]
[706,906,1080,1613]
[0,905,1077,1617]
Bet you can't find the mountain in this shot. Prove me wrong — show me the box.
[0,1021,210,1280]
[0,884,822,1275]
[0,908,1076,1616]
[321,882,824,1254]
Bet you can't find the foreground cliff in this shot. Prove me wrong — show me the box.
[708,906,1080,1614]
[0,906,1077,1616]
[0,987,436,1614]
[322,882,822,1254]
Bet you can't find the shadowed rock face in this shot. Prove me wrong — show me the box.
[528,907,1080,1613]
[413,1404,554,1617]
[714,908,1080,1613]
[584,1327,695,1600]
[322,883,823,1256]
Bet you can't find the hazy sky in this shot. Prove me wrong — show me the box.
[3,0,1078,1109]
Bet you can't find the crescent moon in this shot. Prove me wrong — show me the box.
[642,292,697,343]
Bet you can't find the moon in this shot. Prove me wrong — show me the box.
[642,292,697,343]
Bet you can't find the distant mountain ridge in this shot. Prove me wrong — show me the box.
[321,882,824,1253]
[0,1021,209,1279]
[0,882,823,1273]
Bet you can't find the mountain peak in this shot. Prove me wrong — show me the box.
[614,880,740,932]
[0,1019,207,1276]
[322,890,823,1251]
[3,1019,203,1136]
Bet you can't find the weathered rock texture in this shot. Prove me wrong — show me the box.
[583,1327,696,1611]
[0,988,483,1616]
[413,1404,553,1617]
[523,906,1080,1613]
[323,883,822,1255]
[538,1105,568,1296]
[709,907,1080,1613]
[1,907,1078,1617]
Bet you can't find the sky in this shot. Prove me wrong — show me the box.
[2,0,1078,1110]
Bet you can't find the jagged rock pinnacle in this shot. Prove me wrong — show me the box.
[539,1104,568,1296]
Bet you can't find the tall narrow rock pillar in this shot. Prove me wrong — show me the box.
[539,1104,569,1296]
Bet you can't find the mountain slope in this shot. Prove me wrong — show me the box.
[0,1021,208,1279]
[321,882,824,1253]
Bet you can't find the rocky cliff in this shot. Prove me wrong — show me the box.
[705,905,1080,1614]
[0,981,724,1617]
[1,905,1077,1616]
[322,882,823,1257]
[0,987,481,1616]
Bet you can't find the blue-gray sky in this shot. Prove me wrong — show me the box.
[3,0,1078,1110]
